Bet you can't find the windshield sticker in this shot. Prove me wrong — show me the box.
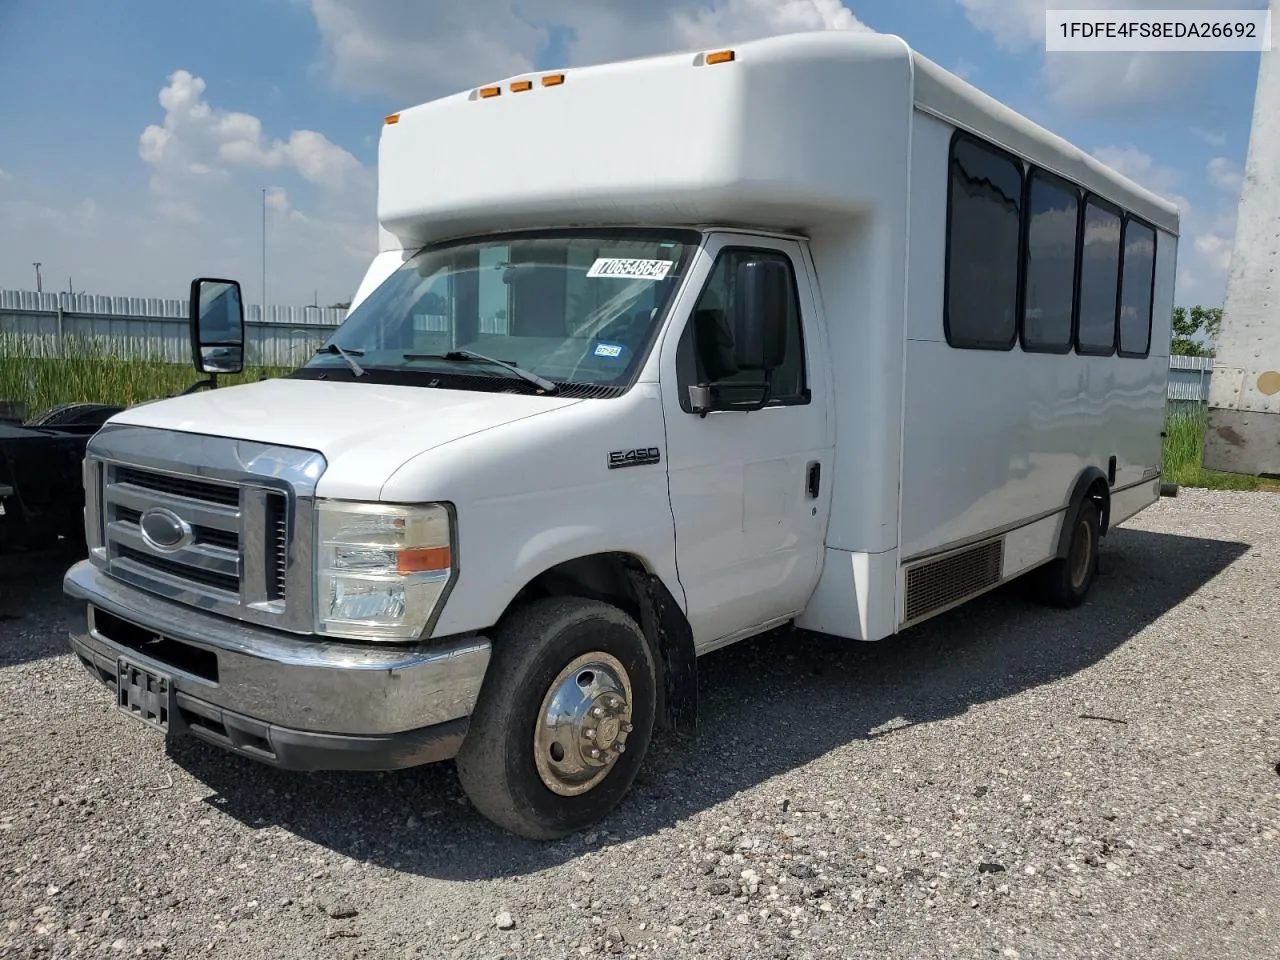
[586,258,674,281]
[594,343,624,359]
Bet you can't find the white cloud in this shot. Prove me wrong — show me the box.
[0,69,376,305]
[957,0,1267,115]
[1206,156,1243,195]
[0,169,11,182]
[141,70,364,198]
[1191,126,1227,147]
[308,0,871,103]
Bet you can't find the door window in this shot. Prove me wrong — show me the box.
[676,248,809,412]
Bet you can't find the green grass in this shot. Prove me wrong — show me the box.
[0,334,294,419]
[1,334,1275,493]
[1162,403,1273,491]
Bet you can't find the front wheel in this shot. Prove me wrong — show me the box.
[455,597,657,840]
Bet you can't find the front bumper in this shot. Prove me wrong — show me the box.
[63,560,491,771]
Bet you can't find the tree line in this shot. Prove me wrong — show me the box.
[1171,306,1222,357]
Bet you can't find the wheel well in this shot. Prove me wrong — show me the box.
[1055,470,1111,561]
[503,553,698,735]
[1085,477,1111,535]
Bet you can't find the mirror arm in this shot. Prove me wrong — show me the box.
[177,373,218,396]
[688,375,773,416]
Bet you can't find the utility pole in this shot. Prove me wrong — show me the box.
[32,262,42,294]
[1203,0,1280,476]
[261,187,268,324]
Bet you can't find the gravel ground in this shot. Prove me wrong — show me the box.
[2,488,1279,960]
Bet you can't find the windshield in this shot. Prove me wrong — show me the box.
[303,230,698,395]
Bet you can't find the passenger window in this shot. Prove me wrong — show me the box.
[945,134,1023,350]
[677,248,808,409]
[1022,171,1079,352]
[1076,198,1122,355]
[1118,218,1156,357]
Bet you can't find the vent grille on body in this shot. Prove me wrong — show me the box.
[903,539,1004,625]
[265,492,288,602]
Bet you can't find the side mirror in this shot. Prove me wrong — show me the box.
[189,278,245,375]
[732,260,789,372]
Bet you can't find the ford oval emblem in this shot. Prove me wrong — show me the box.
[139,507,194,553]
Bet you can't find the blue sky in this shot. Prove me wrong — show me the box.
[0,0,1266,308]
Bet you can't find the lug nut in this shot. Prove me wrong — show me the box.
[621,722,633,734]
[615,744,626,754]
[592,707,604,719]
[589,747,601,759]
[585,728,597,740]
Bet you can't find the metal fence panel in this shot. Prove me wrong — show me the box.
[0,288,1222,396]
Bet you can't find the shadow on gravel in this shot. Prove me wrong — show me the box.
[165,526,1247,881]
[0,545,86,668]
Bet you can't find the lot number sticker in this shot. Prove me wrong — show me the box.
[587,258,674,281]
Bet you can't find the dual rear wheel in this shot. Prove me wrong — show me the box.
[1033,498,1101,608]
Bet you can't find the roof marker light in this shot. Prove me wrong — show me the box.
[511,80,533,92]
[541,73,565,87]
[479,86,501,99]
[384,113,400,125]
[705,49,736,65]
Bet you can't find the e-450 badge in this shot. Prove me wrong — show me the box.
[608,447,662,470]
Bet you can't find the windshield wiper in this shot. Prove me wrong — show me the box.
[403,350,559,394]
[315,343,366,377]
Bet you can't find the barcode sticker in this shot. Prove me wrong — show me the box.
[586,258,674,281]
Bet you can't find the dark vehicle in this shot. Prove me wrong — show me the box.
[0,403,124,553]
[0,278,245,554]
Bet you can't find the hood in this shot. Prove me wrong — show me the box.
[108,377,582,499]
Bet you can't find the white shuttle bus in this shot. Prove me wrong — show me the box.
[64,32,1178,839]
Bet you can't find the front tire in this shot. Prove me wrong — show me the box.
[455,597,657,840]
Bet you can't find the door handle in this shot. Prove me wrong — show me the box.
[807,461,821,499]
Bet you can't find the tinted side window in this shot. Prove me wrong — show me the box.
[1118,218,1156,357]
[1076,198,1122,354]
[678,248,807,407]
[945,134,1023,350]
[1022,171,1079,352]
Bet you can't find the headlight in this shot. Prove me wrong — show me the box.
[315,500,455,641]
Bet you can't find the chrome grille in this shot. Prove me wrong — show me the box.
[114,465,239,506]
[103,464,244,604]
[83,425,326,636]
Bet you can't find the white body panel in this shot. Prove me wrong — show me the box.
[101,30,1181,657]
[898,108,1171,561]
[655,234,835,651]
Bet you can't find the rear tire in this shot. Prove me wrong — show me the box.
[455,597,657,840]
[1033,499,1100,609]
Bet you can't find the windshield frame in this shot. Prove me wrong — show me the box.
[295,226,705,399]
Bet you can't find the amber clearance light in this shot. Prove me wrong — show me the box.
[705,49,736,65]
[479,86,501,99]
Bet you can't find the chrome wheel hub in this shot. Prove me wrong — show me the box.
[534,652,634,797]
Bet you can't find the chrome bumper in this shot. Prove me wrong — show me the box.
[63,560,491,769]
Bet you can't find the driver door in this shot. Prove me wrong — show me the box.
[658,234,834,651]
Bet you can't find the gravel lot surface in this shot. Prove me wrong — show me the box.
[3,489,1279,960]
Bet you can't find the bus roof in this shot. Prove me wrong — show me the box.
[377,31,1179,250]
